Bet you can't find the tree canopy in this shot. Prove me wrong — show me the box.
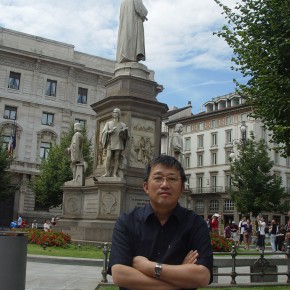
[214,0,290,157]
[0,137,15,202]
[229,133,288,217]
[30,124,93,209]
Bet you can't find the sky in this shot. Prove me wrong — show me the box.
[0,0,244,113]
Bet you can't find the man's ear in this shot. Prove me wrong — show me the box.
[143,182,149,194]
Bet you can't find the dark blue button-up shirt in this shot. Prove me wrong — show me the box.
[108,203,213,290]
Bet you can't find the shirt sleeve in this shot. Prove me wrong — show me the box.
[107,214,133,275]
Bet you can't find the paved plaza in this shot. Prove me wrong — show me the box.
[25,254,288,290]
[26,256,112,290]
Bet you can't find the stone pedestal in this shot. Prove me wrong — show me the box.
[64,164,85,186]
[60,62,167,242]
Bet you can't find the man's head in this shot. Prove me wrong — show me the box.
[143,155,186,211]
[144,155,186,183]
[74,122,81,132]
[112,108,121,119]
[174,123,183,133]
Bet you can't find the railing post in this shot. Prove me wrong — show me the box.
[230,245,237,284]
[286,246,290,283]
[101,242,110,283]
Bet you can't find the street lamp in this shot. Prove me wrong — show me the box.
[229,121,247,160]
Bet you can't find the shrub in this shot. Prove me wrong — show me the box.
[27,229,71,247]
[210,232,234,252]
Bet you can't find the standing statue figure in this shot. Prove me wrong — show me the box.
[169,124,184,164]
[101,108,129,177]
[116,0,148,63]
[67,123,84,183]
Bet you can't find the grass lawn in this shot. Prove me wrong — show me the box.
[27,243,105,259]
[96,287,290,290]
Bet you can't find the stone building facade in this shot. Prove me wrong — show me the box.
[0,28,115,226]
[163,93,290,230]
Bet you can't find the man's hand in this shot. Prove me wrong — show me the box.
[182,250,198,264]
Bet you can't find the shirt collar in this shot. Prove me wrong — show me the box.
[144,203,185,224]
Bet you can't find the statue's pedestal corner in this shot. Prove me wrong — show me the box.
[114,62,151,80]
[64,180,83,187]
[98,176,123,183]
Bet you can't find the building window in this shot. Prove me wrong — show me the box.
[185,138,191,151]
[224,199,234,211]
[209,200,219,211]
[198,122,204,131]
[197,135,204,148]
[211,176,217,191]
[211,119,217,128]
[225,175,231,191]
[77,87,88,104]
[211,133,217,146]
[261,127,267,142]
[186,125,191,133]
[2,135,10,149]
[274,152,279,164]
[226,150,232,163]
[8,72,21,90]
[211,152,217,165]
[195,200,204,212]
[75,118,86,127]
[46,79,57,96]
[197,154,203,167]
[286,157,290,167]
[40,142,51,159]
[185,156,190,168]
[241,113,248,122]
[226,116,232,125]
[4,106,17,120]
[226,130,232,144]
[42,112,54,126]
[186,176,190,189]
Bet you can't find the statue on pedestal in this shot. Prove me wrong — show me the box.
[169,124,184,165]
[66,123,86,185]
[116,0,148,63]
[101,108,129,178]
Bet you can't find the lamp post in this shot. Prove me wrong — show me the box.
[229,121,247,160]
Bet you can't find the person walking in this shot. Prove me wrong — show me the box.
[243,219,253,250]
[257,216,266,251]
[108,155,213,290]
[238,217,247,248]
[269,219,277,252]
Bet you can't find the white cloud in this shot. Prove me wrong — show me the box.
[0,0,242,109]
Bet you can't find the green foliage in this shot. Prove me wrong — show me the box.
[229,133,287,216]
[0,136,15,202]
[30,124,93,208]
[214,0,290,157]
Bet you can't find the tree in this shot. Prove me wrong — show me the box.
[229,133,287,217]
[214,0,290,157]
[30,124,93,208]
[0,137,15,202]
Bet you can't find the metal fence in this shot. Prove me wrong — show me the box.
[101,243,290,286]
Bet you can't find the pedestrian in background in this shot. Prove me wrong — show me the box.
[269,219,277,252]
[31,220,38,229]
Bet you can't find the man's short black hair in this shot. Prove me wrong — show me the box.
[144,155,186,183]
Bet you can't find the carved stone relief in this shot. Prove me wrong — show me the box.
[130,117,155,168]
[100,191,118,215]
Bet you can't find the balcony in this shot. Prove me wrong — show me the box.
[191,186,224,194]
[8,160,40,174]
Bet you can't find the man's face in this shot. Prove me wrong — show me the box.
[143,163,184,211]
[112,109,119,118]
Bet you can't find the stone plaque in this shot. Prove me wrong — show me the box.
[83,195,99,214]
[129,195,149,210]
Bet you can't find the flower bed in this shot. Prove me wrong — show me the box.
[210,232,234,252]
[27,229,71,247]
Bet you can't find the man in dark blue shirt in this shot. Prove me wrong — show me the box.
[108,155,213,289]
